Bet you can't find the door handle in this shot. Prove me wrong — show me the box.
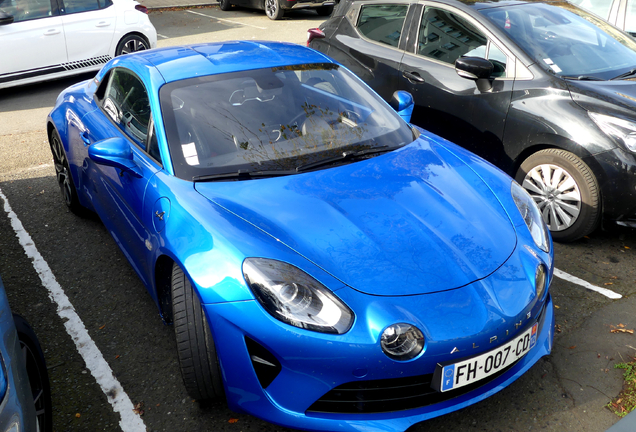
[95,21,111,27]
[80,131,91,145]
[403,71,425,83]
[44,28,61,36]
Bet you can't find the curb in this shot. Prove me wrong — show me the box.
[143,2,218,10]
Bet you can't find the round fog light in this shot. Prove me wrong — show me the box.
[381,323,425,361]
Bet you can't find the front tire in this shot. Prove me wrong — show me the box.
[14,314,53,432]
[171,264,224,400]
[115,34,150,56]
[219,0,232,11]
[49,128,83,215]
[515,148,600,242]
[265,0,284,20]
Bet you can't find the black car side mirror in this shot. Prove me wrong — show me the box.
[455,57,494,92]
[0,11,14,26]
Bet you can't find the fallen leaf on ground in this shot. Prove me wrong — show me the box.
[228,418,238,424]
[99,324,106,330]
[610,329,634,334]
[569,345,577,349]
[75,413,81,418]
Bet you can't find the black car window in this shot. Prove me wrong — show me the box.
[102,69,152,150]
[60,0,111,14]
[0,0,53,22]
[357,4,408,48]
[418,7,488,65]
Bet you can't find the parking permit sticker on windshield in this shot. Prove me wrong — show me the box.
[551,65,562,73]
[182,142,199,166]
[543,58,554,65]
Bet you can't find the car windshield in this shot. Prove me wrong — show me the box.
[481,2,636,80]
[160,63,414,180]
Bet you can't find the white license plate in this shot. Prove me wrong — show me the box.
[439,323,538,392]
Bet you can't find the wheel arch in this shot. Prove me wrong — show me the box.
[154,254,176,324]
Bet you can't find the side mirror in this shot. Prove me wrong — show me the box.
[0,11,14,25]
[88,137,142,178]
[455,57,494,92]
[389,90,414,123]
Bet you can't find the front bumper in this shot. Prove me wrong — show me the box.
[585,147,636,224]
[204,247,555,432]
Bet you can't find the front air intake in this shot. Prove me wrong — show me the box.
[245,337,282,389]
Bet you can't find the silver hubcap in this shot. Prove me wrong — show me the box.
[121,38,148,55]
[266,0,277,17]
[521,163,582,232]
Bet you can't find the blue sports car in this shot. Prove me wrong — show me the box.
[47,41,554,431]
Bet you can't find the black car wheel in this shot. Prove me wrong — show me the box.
[516,149,600,242]
[115,34,149,56]
[219,0,232,11]
[265,0,284,20]
[316,5,333,16]
[171,263,224,400]
[14,314,53,432]
[49,128,83,214]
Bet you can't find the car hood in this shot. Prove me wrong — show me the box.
[568,79,636,116]
[194,138,517,296]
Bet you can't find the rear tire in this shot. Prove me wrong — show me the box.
[515,148,600,242]
[171,264,224,400]
[219,0,232,10]
[14,314,53,432]
[115,34,150,56]
[265,0,284,20]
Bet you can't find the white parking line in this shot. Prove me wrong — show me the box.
[554,268,622,299]
[186,9,268,30]
[0,188,146,432]
[157,33,170,39]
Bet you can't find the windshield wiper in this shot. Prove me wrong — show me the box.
[193,170,297,182]
[561,75,604,81]
[296,145,392,172]
[611,68,636,80]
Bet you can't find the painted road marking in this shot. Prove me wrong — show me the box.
[157,33,169,39]
[554,268,622,299]
[186,9,268,29]
[0,188,146,432]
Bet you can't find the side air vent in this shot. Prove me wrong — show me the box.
[245,337,282,389]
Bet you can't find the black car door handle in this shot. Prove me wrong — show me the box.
[403,71,425,83]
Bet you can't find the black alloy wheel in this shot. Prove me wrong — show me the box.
[115,34,149,56]
[516,148,601,242]
[14,314,53,432]
[49,129,82,214]
[265,0,284,20]
[171,263,225,400]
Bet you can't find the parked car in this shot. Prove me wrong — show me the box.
[0,275,52,432]
[47,40,554,431]
[309,0,636,242]
[569,0,636,36]
[0,0,157,89]
[217,0,335,20]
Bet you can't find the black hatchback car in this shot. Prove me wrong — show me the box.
[309,0,636,241]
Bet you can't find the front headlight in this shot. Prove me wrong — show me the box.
[243,258,354,334]
[589,112,636,152]
[512,181,550,253]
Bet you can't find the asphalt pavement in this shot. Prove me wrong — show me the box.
[1,3,636,431]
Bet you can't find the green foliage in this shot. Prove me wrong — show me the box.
[607,357,636,418]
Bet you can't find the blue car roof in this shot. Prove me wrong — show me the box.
[124,41,336,84]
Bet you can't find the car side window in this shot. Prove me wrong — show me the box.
[102,69,152,151]
[418,7,488,64]
[60,0,111,14]
[626,0,636,35]
[357,4,409,48]
[568,0,612,20]
[0,0,54,22]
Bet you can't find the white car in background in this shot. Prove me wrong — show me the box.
[0,0,157,89]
